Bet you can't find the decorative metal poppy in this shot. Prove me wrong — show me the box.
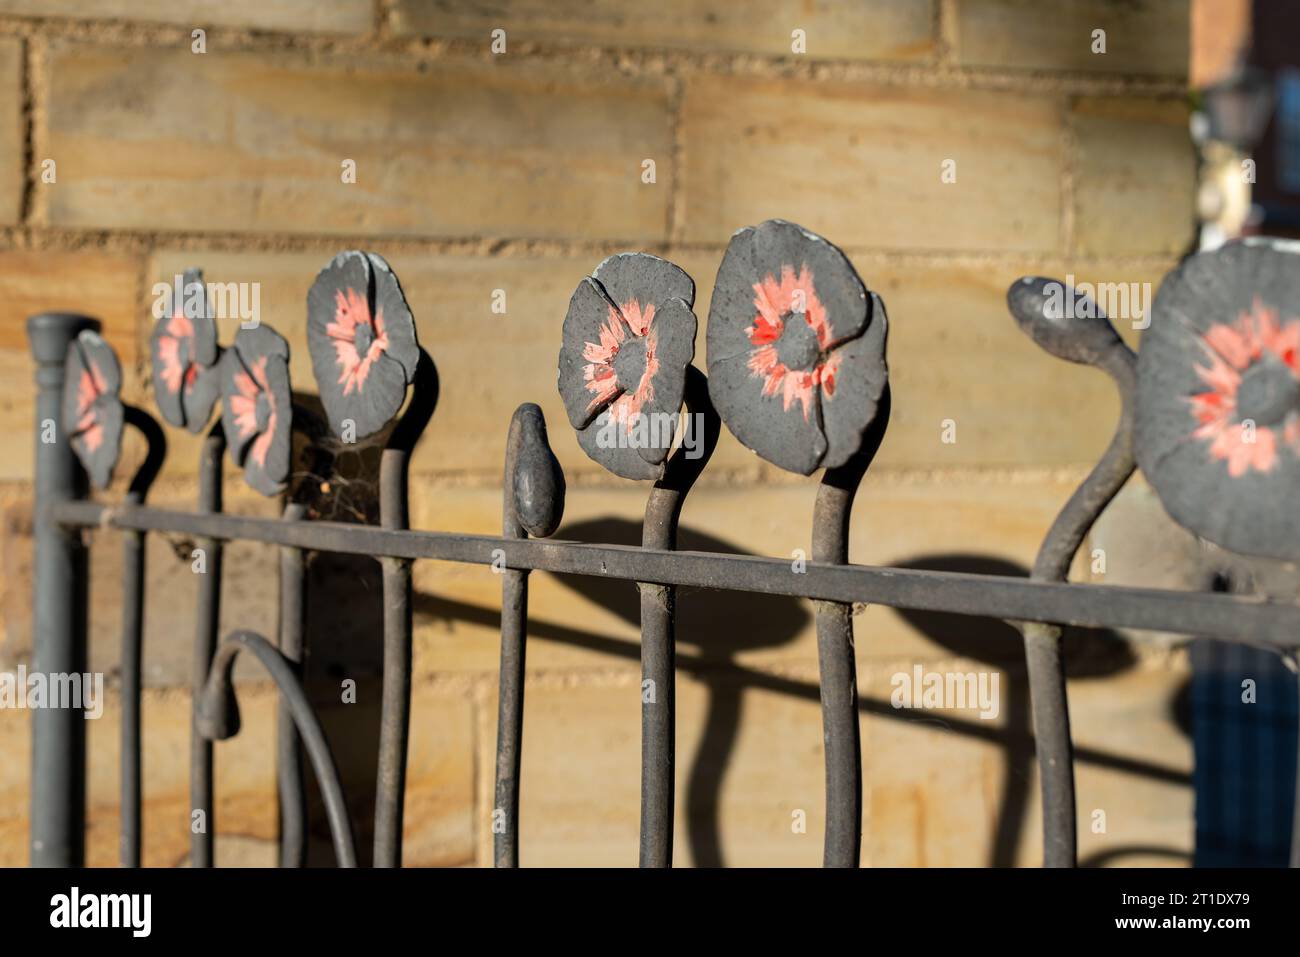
[149,267,221,433]
[62,329,124,490]
[307,251,420,441]
[557,253,698,480]
[706,219,889,475]
[1136,239,1300,561]
[220,324,292,496]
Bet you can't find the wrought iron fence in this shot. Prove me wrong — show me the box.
[24,223,1300,868]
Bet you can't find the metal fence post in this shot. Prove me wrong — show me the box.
[27,311,100,868]
[191,422,226,867]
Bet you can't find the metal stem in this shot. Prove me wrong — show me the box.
[276,502,308,867]
[27,312,98,868]
[810,384,890,868]
[494,411,529,868]
[118,404,165,868]
[1022,343,1136,868]
[190,421,225,867]
[493,403,563,867]
[639,366,719,867]
[197,630,357,867]
[374,350,438,868]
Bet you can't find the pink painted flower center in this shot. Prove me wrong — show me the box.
[1188,297,1300,477]
[75,359,108,453]
[158,311,202,396]
[230,355,277,469]
[582,298,659,435]
[746,264,839,420]
[327,287,389,396]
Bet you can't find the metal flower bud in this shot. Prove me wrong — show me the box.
[510,403,565,539]
[1007,275,1125,366]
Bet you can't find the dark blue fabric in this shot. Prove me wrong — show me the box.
[1191,639,1297,867]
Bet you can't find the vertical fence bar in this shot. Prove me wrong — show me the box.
[191,422,225,867]
[119,503,145,867]
[118,406,165,868]
[374,351,437,868]
[374,546,411,868]
[810,478,863,868]
[1020,621,1075,866]
[636,570,675,868]
[27,312,99,868]
[494,404,564,867]
[277,502,308,867]
[495,523,528,868]
[809,386,889,869]
[638,369,718,868]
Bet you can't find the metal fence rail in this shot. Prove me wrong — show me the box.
[24,231,1300,868]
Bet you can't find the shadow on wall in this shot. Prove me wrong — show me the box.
[891,555,1138,867]
[298,513,1200,866]
[417,524,1190,866]
[294,493,1292,867]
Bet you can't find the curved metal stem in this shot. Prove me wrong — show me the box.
[196,630,357,867]
[374,349,438,868]
[639,366,720,868]
[1023,343,1136,868]
[810,384,890,868]
[123,405,167,500]
[118,405,165,868]
[190,420,225,867]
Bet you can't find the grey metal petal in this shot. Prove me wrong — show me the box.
[181,268,219,368]
[558,276,624,430]
[632,296,696,466]
[708,349,827,475]
[747,219,868,348]
[179,351,222,434]
[368,252,420,381]
[574,405,666,481]
[592,252,695,311]
[221,324,292,496]
[63,330,123,490]
[820,294,889,470]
